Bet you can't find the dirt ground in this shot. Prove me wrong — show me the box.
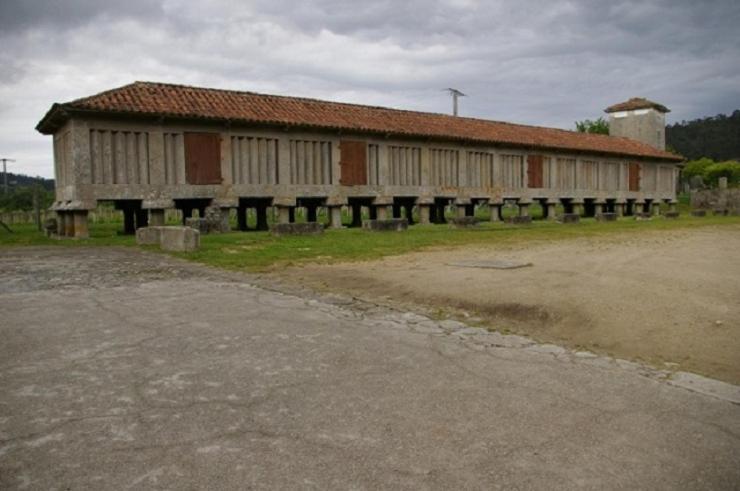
[283,226,740,385]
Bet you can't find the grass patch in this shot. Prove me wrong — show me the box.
[2,213,739,272]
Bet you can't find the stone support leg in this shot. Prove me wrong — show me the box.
[237,206,248,231]
[64,211,75,237]
[652,202,661,216]
[595,203,604,215]
[456,205,467,219]
[615,203,624,217]
[135,208,149,229]
[490,205,501,222]
[328,206,343,228]
[56,212,67,237]
[376,205,390,221]
[276,206,291,225]
[404,204,415,225]
[73,211,89,239]
[519,204,530,217]
[150,209,166,227]
[351,204,363,227]
[123,208,136,235]
[547,203,557,221]
[418,204,431,225]
[256,206,268,231]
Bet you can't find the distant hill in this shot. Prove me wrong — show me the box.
[666,110,740,161]
[2,172,55,191]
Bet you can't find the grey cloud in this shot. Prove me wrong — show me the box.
[1,0,739,177]
[0,0,163,32]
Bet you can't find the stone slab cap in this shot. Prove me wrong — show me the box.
[517,199,533,205]
[142,199,176,210]
[325,196,347,207]
[211,198,238,208]
[272,197,296,207]
[488,198,504,206]
[53,200,94,211]
[372,196,394,206]
[415,196,435,205]
[454,197,471,205]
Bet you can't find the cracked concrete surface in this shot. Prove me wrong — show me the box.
[1,247,739,490]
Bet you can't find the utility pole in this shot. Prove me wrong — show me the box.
[1,158,16,194]
[445,88,466,116]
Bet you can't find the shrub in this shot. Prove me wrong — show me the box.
[703,161,740,186]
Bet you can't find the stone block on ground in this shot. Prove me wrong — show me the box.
[506,215,532,225]
[135,226,164,246]
[691,210,707,217]
[557,213,580,224]
[362,218,408,232]
[595,213,617,222]
[635,212,653,220]
[449,216,479,228]
[664,211,680,219]
[271,222,325,236]
[713,209,728,216]
[160,226,200,252]
[43,218,57,237]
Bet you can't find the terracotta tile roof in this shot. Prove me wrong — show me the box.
[605,97,670,114]
[37,81,682,161]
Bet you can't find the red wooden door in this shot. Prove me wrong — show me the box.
[339,140,367,186]
[184,132,222,185]
[628,163,641,191]
[527,154,544,188]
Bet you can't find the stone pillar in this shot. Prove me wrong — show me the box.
[615,203,625,217]
[150,209,166,226]
[489,204,501,222]
[276,206,291,224]
[237,205,248,231]
[64,211,75,237]
[634,202,645,215]
[255,206,268,231]
[595,202,604,215]
[456,205,467,219]
[546,203,557,221]
[56,212,67,237]
[652,202,661,216]
[135,208,149,229]
[328,206,343,228]
[73,211,89,239]
[719,177,728,190]
[376,205,389,221]
[418,204,431,225]
[404,203,415,225]
[572,202,584,216]
[218,208,232,232]
[518,203,530,217]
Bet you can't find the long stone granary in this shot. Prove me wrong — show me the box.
[35,82,683,236]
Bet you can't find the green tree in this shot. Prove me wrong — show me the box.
[703,161,740,186]
[682,157,715,180]
[575,117,609,135]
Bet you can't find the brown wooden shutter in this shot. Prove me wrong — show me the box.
[184,132,222,185]
[527,154,544,188]
[628,163,641,191]
[339,140,367,186]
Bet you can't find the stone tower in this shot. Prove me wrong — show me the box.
[605,98,669,150]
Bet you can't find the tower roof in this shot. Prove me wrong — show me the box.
[605,98,670,114]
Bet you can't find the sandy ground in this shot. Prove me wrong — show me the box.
[283,226,740,385]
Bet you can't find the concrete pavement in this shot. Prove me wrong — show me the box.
[0,247,738,489]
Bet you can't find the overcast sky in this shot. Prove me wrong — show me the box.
[1,0,739,178]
